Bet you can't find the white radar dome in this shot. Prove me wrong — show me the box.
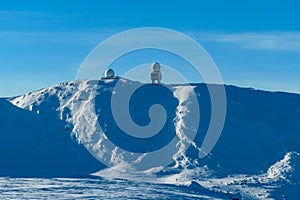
[151,62,161,72]
[104,68,115,78]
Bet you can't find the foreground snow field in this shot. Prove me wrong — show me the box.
[1,78,299,199]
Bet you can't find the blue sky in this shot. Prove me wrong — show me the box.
[1,0,300,96]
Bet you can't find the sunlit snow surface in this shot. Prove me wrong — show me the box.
[0,176,223,200]
[1,78,300,199]
[0,160,298,200]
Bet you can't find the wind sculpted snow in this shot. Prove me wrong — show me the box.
[0,90,104,177]
[1,78,299,199]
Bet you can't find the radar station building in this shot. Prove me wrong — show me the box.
[151,62,162,84]
[101,68,119,80]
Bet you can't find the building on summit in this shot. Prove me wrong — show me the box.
[150,62,162,84]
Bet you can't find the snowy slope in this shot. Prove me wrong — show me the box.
[1,78,300,198]
[0,82,104,177]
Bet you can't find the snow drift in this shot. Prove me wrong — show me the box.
[1,78,300,198]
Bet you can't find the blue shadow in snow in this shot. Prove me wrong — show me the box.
[95,82,179,153]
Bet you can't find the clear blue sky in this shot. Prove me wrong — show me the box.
[1,0,300,97]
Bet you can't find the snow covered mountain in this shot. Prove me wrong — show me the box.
[1,78,300,199]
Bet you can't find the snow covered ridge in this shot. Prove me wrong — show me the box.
[9,78,202,170]
[1,78,300,198]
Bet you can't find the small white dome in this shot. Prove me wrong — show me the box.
[104,68,115,78]
[151,62,161,72]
